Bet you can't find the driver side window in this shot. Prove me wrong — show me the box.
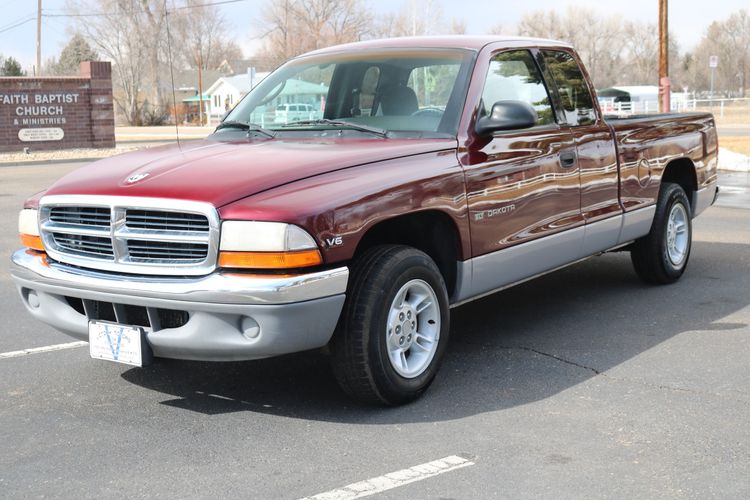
[482,50,555,126]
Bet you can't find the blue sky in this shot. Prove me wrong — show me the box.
[1,0,747,69]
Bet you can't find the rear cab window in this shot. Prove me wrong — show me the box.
[541,50,597,126]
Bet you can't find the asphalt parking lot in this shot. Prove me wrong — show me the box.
[1,163,749,498]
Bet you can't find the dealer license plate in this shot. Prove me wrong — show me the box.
[89,321,145,367]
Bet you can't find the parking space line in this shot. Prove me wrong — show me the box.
[0,341,88,359]
[299,455,475,500]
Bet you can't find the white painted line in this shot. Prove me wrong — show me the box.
[300,455,475,500]
[0,341,88,360]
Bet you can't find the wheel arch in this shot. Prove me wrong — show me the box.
[353,210,463,297]
[661,158,697,209]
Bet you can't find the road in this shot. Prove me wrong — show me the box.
[718,125,750,137]
[1,163,749,498]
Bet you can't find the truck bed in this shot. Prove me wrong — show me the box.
[605,112,719,213]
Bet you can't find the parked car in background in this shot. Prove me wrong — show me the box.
[274,103,321,123]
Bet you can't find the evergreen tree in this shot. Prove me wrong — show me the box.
[50,33,99,75]
[1,56,24,76]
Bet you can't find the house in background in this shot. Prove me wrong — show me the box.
[216,58,275,76]
[205,71,270,120]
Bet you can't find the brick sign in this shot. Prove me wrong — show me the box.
[0,61,115,153]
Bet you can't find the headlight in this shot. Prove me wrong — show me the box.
[18,209,44,251]
[218,221,322,269]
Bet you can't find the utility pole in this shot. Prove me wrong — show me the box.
[36,0,42,76]
[658,0,670,113]
[197,49,204,125]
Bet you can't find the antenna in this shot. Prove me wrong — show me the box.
[164,0,181,147]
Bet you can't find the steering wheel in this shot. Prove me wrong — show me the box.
[411,107,444,118]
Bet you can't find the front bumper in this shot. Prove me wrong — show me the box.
[10,249,348,361]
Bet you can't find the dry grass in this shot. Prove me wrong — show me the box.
[720,136,750,156]
[694,108,750,125]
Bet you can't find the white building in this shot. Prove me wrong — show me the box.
[205,72,270,120]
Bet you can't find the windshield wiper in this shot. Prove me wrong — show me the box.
[281,119,388,138]
[215,120,276,139]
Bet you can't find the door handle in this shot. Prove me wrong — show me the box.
[559,151,577,168]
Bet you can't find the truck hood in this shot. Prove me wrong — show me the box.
[44,137,456,207]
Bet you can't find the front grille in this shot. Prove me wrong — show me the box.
[126,210,209,232]
[51,233,114,258]
[49,206,111,227]
[39,197,219,276]
[127,240,208,262]
[65,296,190,331]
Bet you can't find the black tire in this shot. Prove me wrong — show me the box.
[630,182,692,284]
[330,245,450,405]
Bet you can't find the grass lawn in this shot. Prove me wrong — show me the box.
[720,136,750,156]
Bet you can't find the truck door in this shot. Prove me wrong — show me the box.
[461,49,583,294]
[541,49,622,254]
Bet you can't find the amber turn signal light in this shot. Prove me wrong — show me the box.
[218,249,323,269]
[20,233,45,252]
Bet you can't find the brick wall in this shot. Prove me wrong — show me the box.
[0,61,115,153]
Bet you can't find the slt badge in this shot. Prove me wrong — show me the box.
[126,173,150,184]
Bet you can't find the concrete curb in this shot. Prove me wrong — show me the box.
[0,157,103,168]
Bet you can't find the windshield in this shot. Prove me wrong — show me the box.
[223,49,475,137]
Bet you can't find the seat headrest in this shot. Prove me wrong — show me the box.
[379,85,418,116]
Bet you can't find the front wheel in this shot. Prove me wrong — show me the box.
[630,182,692,284]
[330,245,450,405]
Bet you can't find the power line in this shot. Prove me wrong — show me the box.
[0,16,35,35]
[43,0,250,18]
[0,11,36,31]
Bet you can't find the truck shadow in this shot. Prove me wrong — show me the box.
[121,240,749,423]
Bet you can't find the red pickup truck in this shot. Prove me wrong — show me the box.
[11,36,718,405]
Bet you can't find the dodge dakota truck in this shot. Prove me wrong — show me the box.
[11,36,719,405]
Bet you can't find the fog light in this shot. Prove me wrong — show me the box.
[25,289,40,309]
[240,316,260,340]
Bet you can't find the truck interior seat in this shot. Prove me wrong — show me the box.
[376,84,419,116]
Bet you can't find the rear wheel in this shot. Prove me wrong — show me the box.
[330,245,450,405]
[631,182,692,284]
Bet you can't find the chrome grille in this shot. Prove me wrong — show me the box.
[51,233,115,258]
[126,210,209,232]
[39,196,220,276]
[49,206,111,227]
[127,240,208,262]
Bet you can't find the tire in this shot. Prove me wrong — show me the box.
[630,182,692,284]
[330,245,450,405]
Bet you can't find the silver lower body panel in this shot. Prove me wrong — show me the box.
[692,182,719,218]
[451,205,657,305]
[10,249,348,361]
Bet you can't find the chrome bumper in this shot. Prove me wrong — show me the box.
[10,249,348,361]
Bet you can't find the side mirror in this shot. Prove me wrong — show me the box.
[475,100,538,136]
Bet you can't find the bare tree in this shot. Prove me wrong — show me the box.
[688,9,750,96]
[725,9,750,96]
[174,0,243,70]
[449,18,467,35]
[373,0,445,38]
[68,0,249,124]
[258,0,373,68]
[517,7,626,88]
[68,0,151,124]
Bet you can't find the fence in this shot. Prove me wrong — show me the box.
[599,97,750,121]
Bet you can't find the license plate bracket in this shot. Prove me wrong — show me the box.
[89,321,152,367]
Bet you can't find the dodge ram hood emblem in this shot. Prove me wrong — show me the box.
[126,173,150,184]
